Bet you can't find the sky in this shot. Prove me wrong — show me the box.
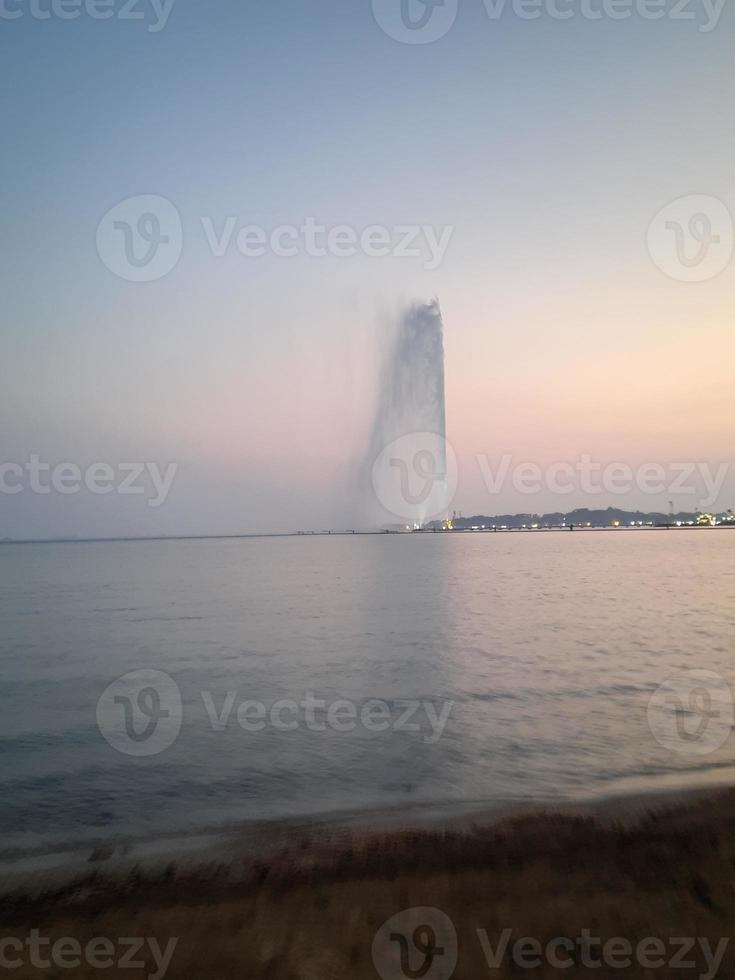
[1,0,734,536]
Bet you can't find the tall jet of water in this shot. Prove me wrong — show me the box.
[367,299,454,528]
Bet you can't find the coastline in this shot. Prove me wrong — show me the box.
[1,522,733,546]
[2,785,735,978]
[4,774,735,898]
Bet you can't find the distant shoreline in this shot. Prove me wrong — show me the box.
[0,524,732,546]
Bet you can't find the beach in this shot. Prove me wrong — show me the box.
[2,786,734,978]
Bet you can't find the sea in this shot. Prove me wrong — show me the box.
[1,529,734,867]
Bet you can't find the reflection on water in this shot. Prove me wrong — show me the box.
[0,531,733,855]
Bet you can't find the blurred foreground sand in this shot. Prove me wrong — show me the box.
[2,789,734,979]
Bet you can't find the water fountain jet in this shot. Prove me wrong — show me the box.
[366,299,452,529]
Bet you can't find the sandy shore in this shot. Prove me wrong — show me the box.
[2,785,735,978]
[4,774,732,893]
[0,781,729,886]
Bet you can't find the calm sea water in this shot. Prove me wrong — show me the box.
[1,531,734,858]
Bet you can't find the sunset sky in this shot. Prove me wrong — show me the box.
[1,0,733,536]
